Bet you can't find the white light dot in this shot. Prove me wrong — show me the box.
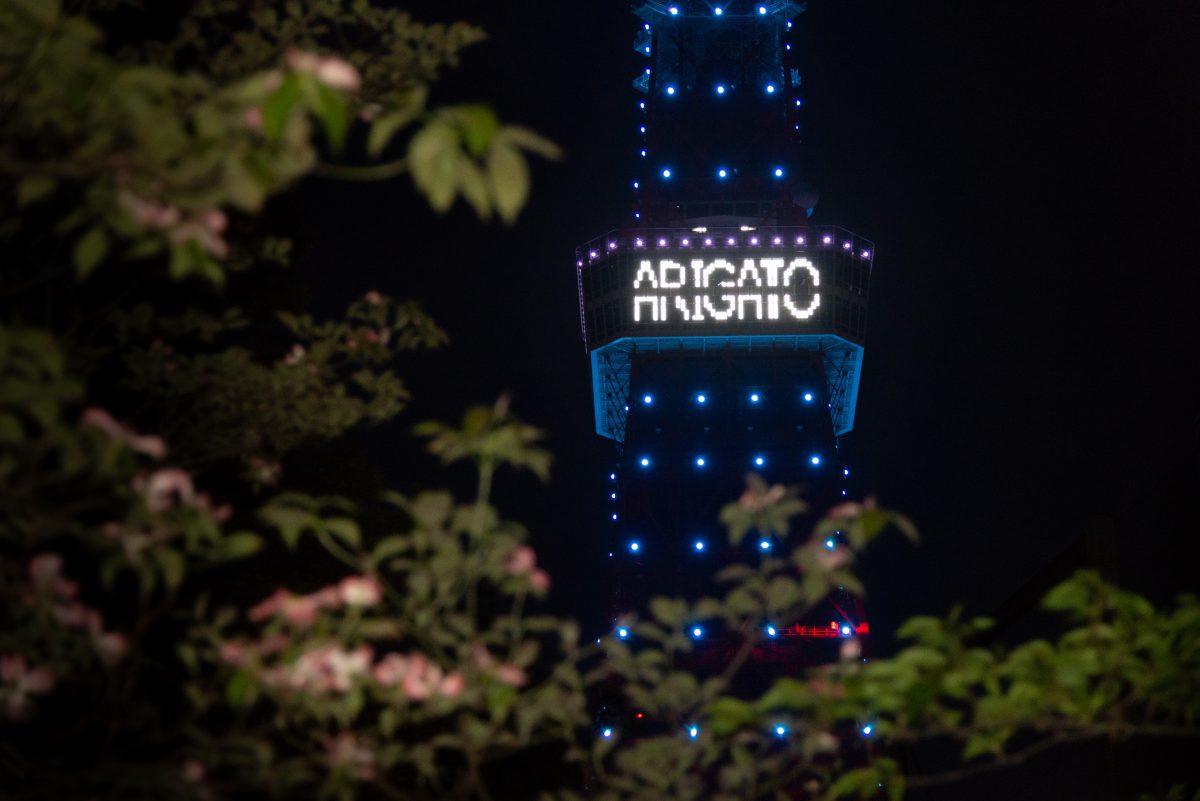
[662,168,672,178]
[759,539,771,550]
[629,541,640,552]
[803,392,814,402]
[695,456,706,467]
[694,540,706,551]
[640,457,650,467]
[696,393,707,403]
[810,455,821,465]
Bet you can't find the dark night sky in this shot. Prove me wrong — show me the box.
[291,1,1199,647]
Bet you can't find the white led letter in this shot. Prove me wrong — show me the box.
[690,260,705,288]
[703,259,736,289]
[780,258,822,319]
[737,260,763,288]
[703,294,736,321]
[761,258,784,287]
[737,294,764,320]
[659,260,685,289]
[673,297,691,320]
[633,296,660,322]
[633,260,657,289]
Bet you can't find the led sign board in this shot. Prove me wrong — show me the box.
[631,257,819,323]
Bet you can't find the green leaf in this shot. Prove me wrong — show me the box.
[258,506,313,549]
[262,74,302,141]
[159,549,186,591]
[408,120,460,213]
[487,142,529,224]
[225,669,255,708]
[707,696,758,735]
[455,104,499,157]
[17,176,56,206]
[325,517,361,548]
[73,226,109,277]
[221,532,263,560]
[367,86,428,157]
[497,125,562,160]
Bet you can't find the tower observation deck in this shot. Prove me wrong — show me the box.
[576,1,874,659]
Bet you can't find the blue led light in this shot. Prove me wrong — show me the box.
[610,492,617,499]
[754,455,765,466]
[824,538,836,550]
[691,626,704,638]
[695,456,706,467]
[629,540,641,552]
[611,513,617,520]
[665,85,676,95]
[861,724,873,736]
[766,624,777,637]
[639,101,646,109]
[773,166,785,178]
[694,539,706,552]
[644,46,651,53]
[843,468,850,476]
[696,393,707,404]
[617,627,629,639]
[714,6,723,15]
[749,392,760,403]
[810,455,821,466]
[715,84,726,95]
[662,167,672,178]
[759,539,772,551]
[716,168,727,179]
[774,724,788,737]
[602,726,614,738]
[668,5,679,14]
[640,149,646,157]
[643,394,653,405]
[609,473,616,480]
[688,724,699,739]
[766,84,776,94]
[759,5,768,14]
[841,624,853,637]
[803,391,814,402]
[633,180,640,189]
[639,125,646,133]
[640,456,650,467]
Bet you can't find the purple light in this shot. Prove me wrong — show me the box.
[842,241,852,250]
[861,250,871,259]
[681,237,691,246]
[576,260,583,267]
[726,237,736,246]
[704,237,714,246]
[822,235,832,245]
[589,250,598,259]
[657,238,668,247]
[609,241,618,250]
[772,236,782,245]
[635,238,644,247]
[750,237,759,245]
[795,236,805,245]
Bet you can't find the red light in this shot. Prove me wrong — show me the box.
[636,713,644,719]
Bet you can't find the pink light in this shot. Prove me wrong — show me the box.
[609,241,618,250]
[772,236,782,245]
[795,236,805,245]
[658,238,667,247]
[861,250,871,259]
[589,250,598,259]
[842,241,852,250]
[750,237,759,245]
[726,237,736,246]
[577,260,583,267]
[704,237,713,246]
[822,235,832,245]
[681,238,691,246]
[635,238,644,247]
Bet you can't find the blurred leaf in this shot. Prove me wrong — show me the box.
[73,226,109,277]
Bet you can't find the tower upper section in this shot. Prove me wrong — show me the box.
[631,1,813,226]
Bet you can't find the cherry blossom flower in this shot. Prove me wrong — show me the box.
[337,576,382,607]
[472,644,527,687]
[136,467,196,513]
[93,632,129,666]
[28,554,78,600]
[181,759,205,783]
[283,344,306,365]
[284,50,362,92]
[371,653,408,687]
[323,732,376,780]
[505,546,551,591]
[364,290,382,305]
[738,483,786,512]
[81,407,167,459]
[1,655,55,721]
[840,638,862,661]
[248,589,320,626]
[117,191,181,230]
[244,106,264,132]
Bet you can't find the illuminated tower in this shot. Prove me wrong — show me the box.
[577,2,873,665]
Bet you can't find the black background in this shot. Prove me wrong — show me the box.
[289,0,1199,650]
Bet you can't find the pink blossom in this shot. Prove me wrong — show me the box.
[839,638,862,661]
[181,759,205,783]
[439,671,465,697]
[282,644,372,693]
[27,554,78,600]
[117,192,181,230]
[81,407,167,459]
[826,502,862,520]
[372,653,408,687]
[313,57,362,91]
[323,732,376,780]
[249,589,321,627]
[138,467,196,513]
[1,655,54,722]
[93,632,129,666]
[200,208,227,233]
[814,545,851,571]
[738,483,787,512]
[283,344,306,365]
[505,546,537,575]
[284,49,321,72]
[338,576,382,607]
[364,290,382,305]
[494,663,528,688]
[530,568,551,592]
[244,106,264,132]
[219,641,249,666]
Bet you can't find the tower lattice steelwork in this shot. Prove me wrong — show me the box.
[577,1,873,672]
